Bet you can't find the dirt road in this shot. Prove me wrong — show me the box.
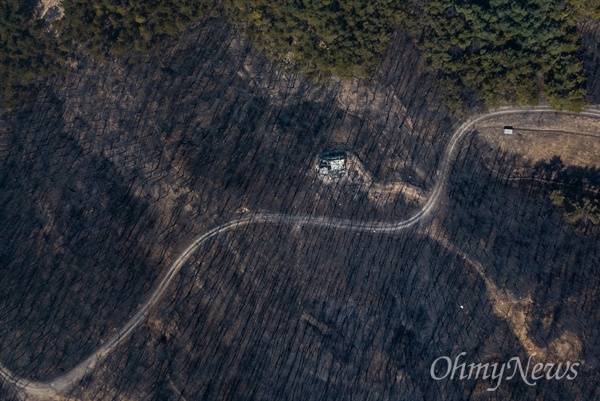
[2,106,599,400]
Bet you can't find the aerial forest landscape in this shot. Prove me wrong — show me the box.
[1,0,600,400]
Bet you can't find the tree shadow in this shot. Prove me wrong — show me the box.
[533,155,600,230]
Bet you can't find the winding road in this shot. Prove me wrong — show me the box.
[2,106,600,399]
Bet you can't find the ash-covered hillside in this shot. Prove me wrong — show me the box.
[0,15,600,401]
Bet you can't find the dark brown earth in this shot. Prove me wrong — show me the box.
[1,18,600,401]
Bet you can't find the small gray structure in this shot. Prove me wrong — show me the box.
[318,150,346,178]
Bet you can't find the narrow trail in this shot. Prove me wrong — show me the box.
[2,107,599,399]
[343,151,425,203]
[514,127,600,140]
[426,222,582,364]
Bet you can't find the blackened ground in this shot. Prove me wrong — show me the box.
[0,17,599,401]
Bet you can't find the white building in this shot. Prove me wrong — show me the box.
[318,150,346,177]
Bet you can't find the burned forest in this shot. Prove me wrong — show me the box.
[1,7,600,401]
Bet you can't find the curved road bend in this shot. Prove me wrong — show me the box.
[2,106,600,399]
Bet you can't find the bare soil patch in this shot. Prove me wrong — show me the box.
[477,112,600,168]
[35,0,64,21]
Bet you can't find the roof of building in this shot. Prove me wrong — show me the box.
[320,150,346,161]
